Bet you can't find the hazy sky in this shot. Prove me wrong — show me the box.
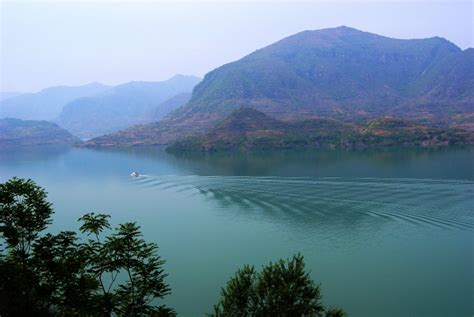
[1,0,472,93]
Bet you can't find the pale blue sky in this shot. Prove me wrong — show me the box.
[1,0,472,93]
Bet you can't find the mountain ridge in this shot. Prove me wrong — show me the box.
[82,26,474,147]
[0,118,80,147]
[56,75,201,139]
[0,83,111,120]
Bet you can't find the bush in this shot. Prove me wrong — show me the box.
[210,254,345,317]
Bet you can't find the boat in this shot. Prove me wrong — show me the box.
[130,171,140,177]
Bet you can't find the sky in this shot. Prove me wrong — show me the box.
[1,0,472,93]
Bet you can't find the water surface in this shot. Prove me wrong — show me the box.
[0,146,472,317]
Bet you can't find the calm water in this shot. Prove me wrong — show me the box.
[0,146,473,317]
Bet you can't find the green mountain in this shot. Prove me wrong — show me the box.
[172,26,471,125]
[0,83,110,120]
[57,75,200,139]
[83,26,473,147]
[0,118,80,147]
[167,108,472,153]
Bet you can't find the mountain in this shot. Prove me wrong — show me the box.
[0,92,21,102]
[167,108,473,153]
[150,92,192,121]
[83,26,474,147]
[395,47,474,130]
[57,75,200,139]
[170,26,471,126]
[0,118,80,147]
[0,83,110,120]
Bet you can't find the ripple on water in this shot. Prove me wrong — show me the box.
[128,175,474,231]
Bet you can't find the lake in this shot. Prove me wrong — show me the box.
[0,146,472,317]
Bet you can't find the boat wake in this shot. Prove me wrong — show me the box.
[129,175,474,231]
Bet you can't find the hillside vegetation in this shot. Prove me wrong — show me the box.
[0,118,80,147]
[167,108,472,153]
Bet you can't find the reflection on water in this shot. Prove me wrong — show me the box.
[0,145,72,163]
[4,145,470,180]
[93,145,474,179]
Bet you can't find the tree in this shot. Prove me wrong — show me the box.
[212,265,257,316]
[210,254,345,317]
[32,231,99,316]
[0,177,55,315]
[79,213,174,316]
[0,177,174,316]
[325,308,348,317]
[0,177,52,258]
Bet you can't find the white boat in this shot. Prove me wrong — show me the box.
[130,171,140,177]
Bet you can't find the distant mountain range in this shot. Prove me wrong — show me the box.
[83,26,474,148]
[0,118,80,147]
[56,75,200,139]
[0,92,21,102]
[0,83,110,120]
[0,75,201,140]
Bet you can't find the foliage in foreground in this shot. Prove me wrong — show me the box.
[0,177,174,316]
[0,177,346,316]
[210,254,346,317]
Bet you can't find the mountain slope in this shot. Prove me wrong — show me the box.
[57,75,200,139]
[84,26,473,147]
[0,118,80,147]
[414,48,474,101]
[169,26,467,126]
[167,108,472,152]
[0,83,110,120]
[0,92,21,102]
[150,92,192,121]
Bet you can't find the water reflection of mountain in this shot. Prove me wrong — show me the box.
[3,146,473,181]
[96,146,474,180]
[0,145,72,165]
[170,147,474,179]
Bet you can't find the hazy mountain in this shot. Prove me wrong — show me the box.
[414,48,474,101]
[83,26,474,147]
[0,92,21,102]
[0,83,110,120]
[57,75,200,139]
[0,118,80,147]
[150,92,192,121]
[167,108,473,153]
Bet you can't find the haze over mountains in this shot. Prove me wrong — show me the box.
[149,93,192,122]
[0,92,21,102]
[0,83,110,120]
[57,75,200,138]
[1,26,472,149]
[84,26,474,147]
[0,75,201,140]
